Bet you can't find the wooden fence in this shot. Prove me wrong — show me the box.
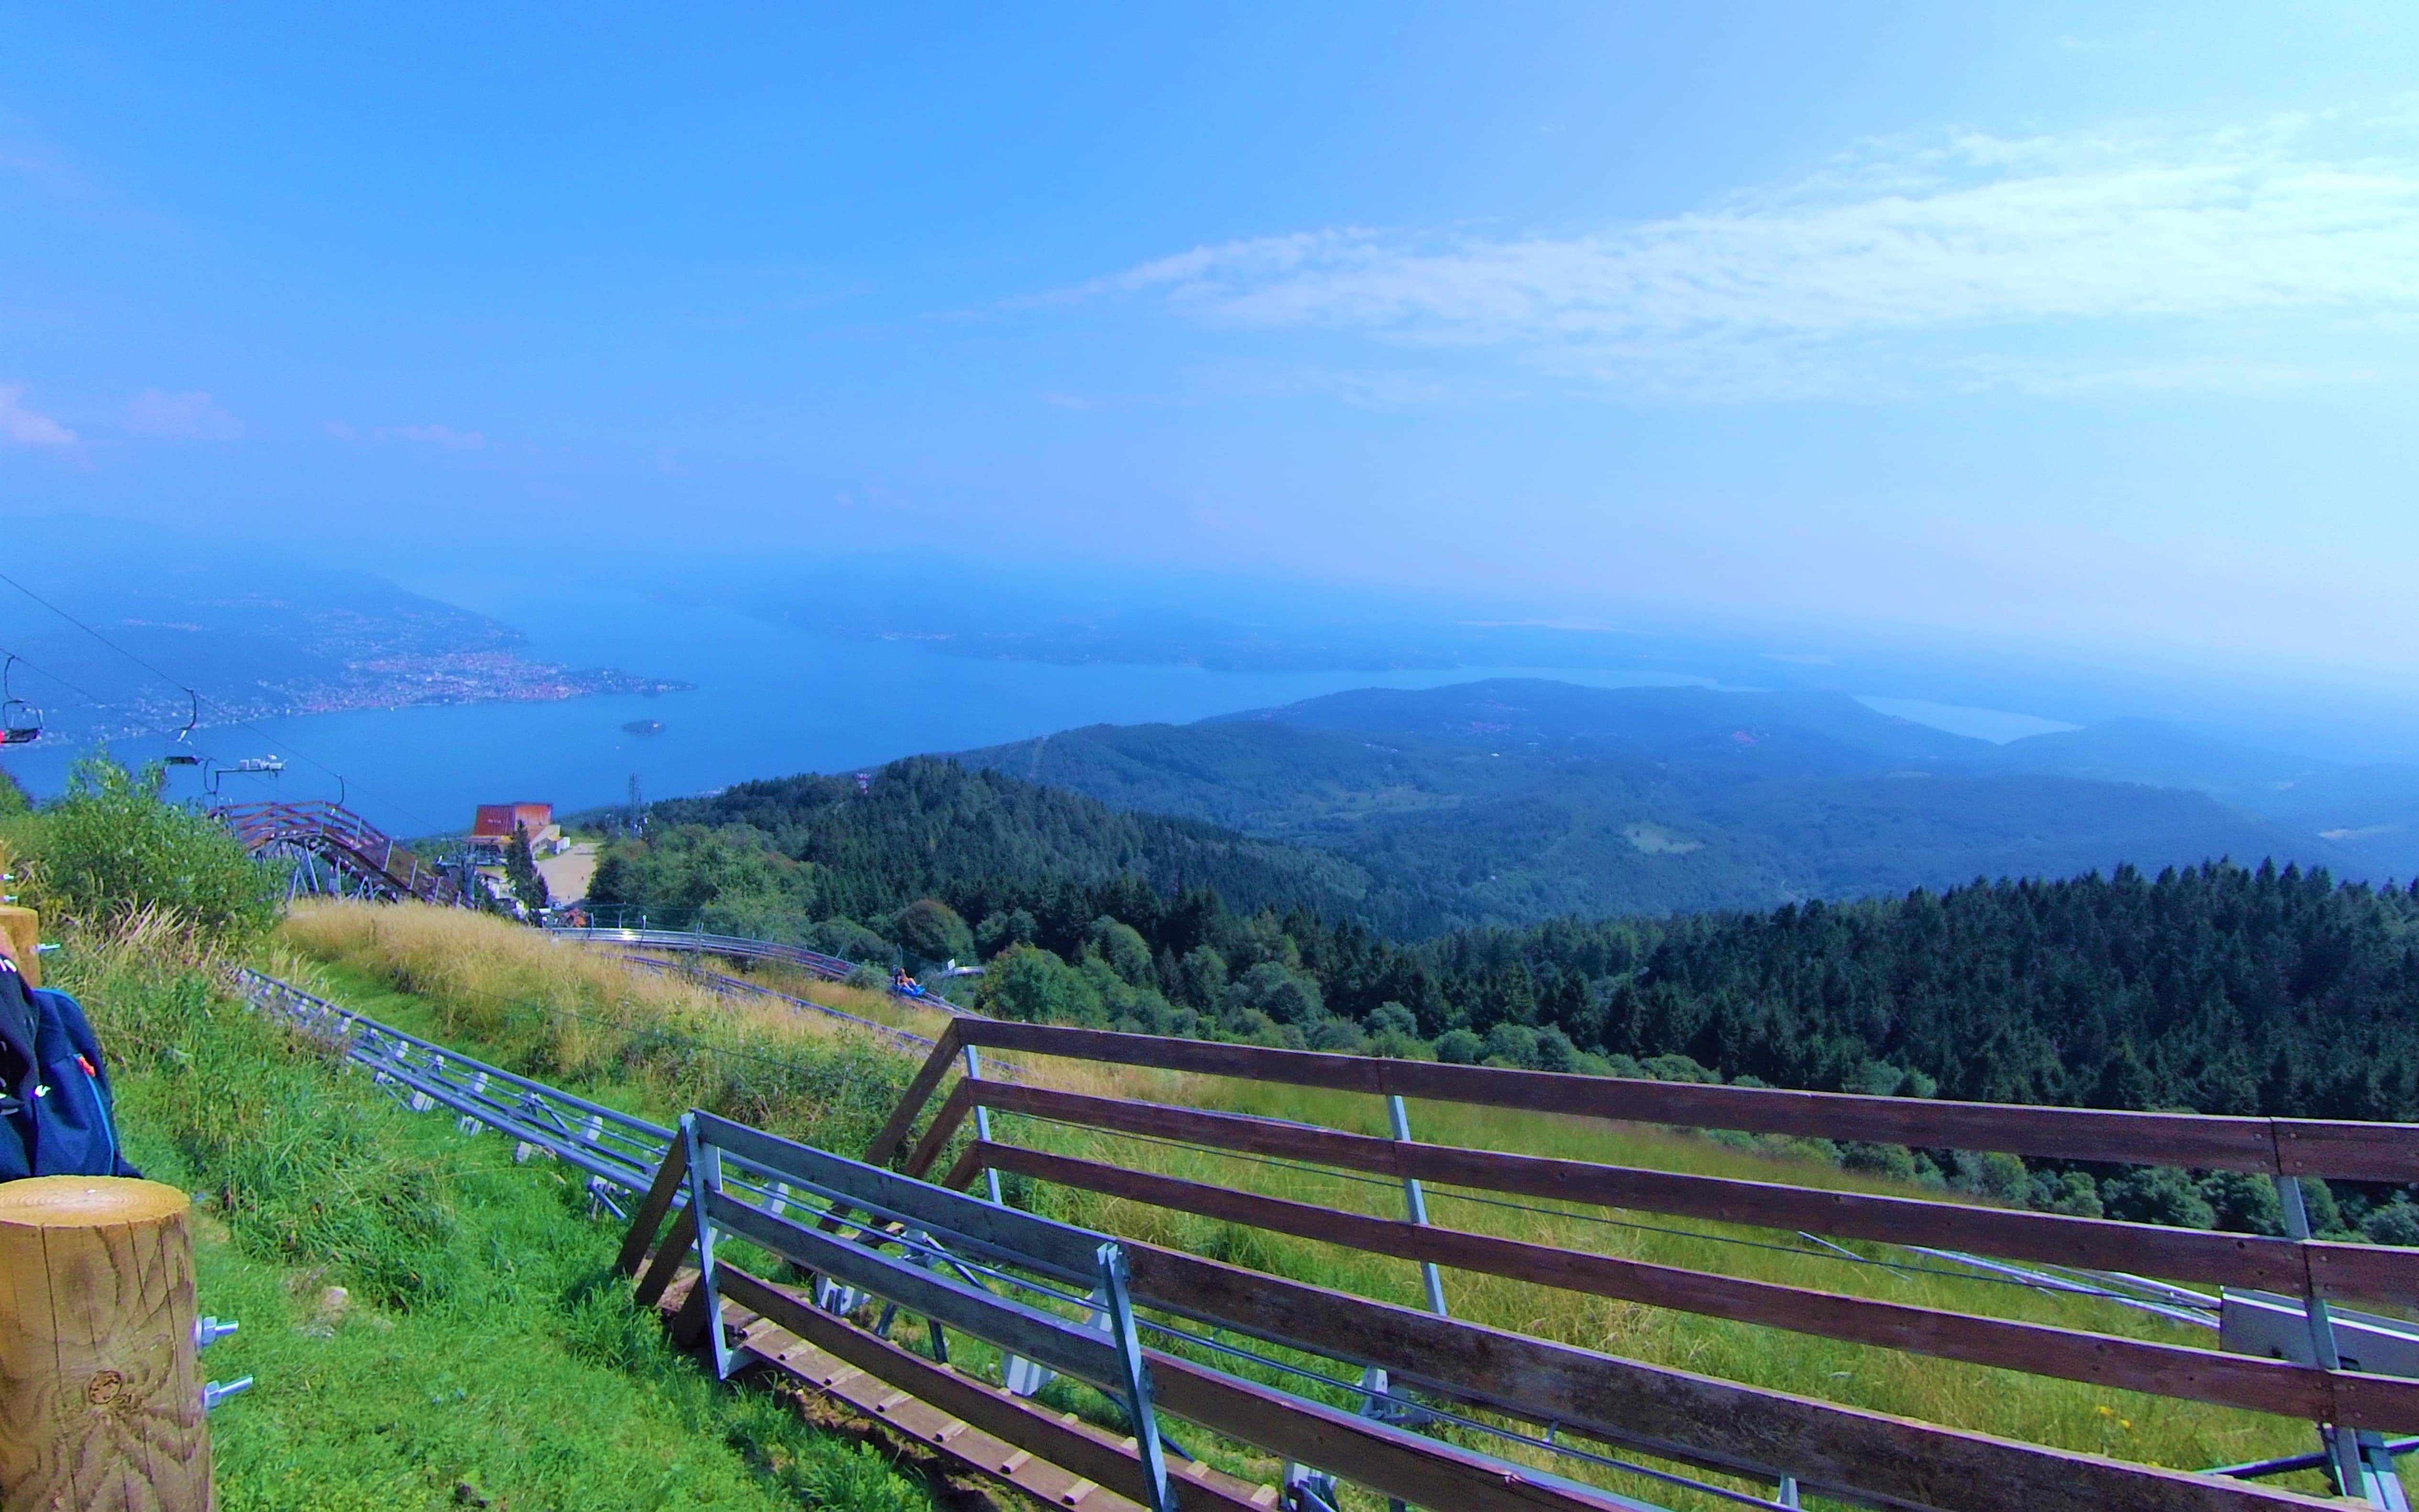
[843,1017,2419,1510]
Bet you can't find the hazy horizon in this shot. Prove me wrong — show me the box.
[7,5,2418,735]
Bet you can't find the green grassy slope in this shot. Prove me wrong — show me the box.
[58,928,930,1512]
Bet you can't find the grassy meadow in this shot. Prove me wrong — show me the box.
[270,901,2399,1510]
[51,917,933,1512]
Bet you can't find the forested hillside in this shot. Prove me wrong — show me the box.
[591,756,1374,948]
[588,756,2419,1120]
[588,746,2419,1232]
[961,680,2338,927]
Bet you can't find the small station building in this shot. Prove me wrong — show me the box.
[467,801,564,859]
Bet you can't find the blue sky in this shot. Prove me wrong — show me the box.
[5,4,2418,690]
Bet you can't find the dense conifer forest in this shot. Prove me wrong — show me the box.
[586,756,2419,1237]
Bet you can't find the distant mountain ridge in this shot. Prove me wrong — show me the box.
[961,679,2393,931]
[0,521,688,742]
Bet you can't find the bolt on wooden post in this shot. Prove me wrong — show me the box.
[0,1176,212,1512]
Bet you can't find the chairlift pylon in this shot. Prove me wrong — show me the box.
[0,656,43,746]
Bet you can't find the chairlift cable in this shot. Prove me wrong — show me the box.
[0,567,443,831]
[0,643,116,712]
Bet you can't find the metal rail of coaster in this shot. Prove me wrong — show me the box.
[616,953,946,1057]
[545,920,982,1016]
[233,967,675,1212]
[230,968,1811,1507]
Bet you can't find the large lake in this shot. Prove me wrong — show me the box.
[2,589,1729,838]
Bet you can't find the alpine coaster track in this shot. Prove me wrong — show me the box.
[212,799,464,907]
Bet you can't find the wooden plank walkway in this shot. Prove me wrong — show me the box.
[648,1263,1280,1512]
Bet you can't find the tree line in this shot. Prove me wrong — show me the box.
[583,757,2419,1240]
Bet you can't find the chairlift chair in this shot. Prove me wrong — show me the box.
[165,689,201,763]
[0,656,42,746]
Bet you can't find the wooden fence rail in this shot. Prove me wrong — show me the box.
[844,1018,2419,1508]
[952,1139,2419,1432]
[869,1019,2419,1181]
[905,1078,2419,1304]
[624,1122,2354,1512]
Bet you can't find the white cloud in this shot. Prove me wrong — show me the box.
[0,383,76,447]
[126,389,242,440]
[1092,107,2419,398]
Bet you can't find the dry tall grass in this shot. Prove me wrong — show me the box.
[740,957,960,1039]
[278,901,2372,1508]
[282,900,917,1156]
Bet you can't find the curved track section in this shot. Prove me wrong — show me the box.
[548,925,976,1015]
[213,799,465,907]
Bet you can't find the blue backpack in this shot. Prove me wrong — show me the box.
[0,957,140,1182]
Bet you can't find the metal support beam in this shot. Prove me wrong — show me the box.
[685,1115,733,1381]
[1389,1094,1449,1319]
[968,1046,1005,1206]
[1097,1241,1177,1512]
[2277,1175,2371,1501]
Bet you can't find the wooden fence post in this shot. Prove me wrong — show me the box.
[0,1176,211,1512]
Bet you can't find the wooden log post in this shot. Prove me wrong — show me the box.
[0,1176,211,1512]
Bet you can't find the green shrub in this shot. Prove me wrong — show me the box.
[1482,1023,1542,1069]
[1841,1141,1919,1181]
[2362,1197,2419,1248]
[812,916,894,963]
[891,897,974,965]
[16,755,281,942]
[2030,1170,2104,1217]
[974,943,1104,1024]
[2197,1170,2285,1236]
[1434,1028,1483,1064]
[1084,915,1156,986]
[1223,959,1323,1026]
[1950,1150,2031,1205]
[2101,1166,2216,1229]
